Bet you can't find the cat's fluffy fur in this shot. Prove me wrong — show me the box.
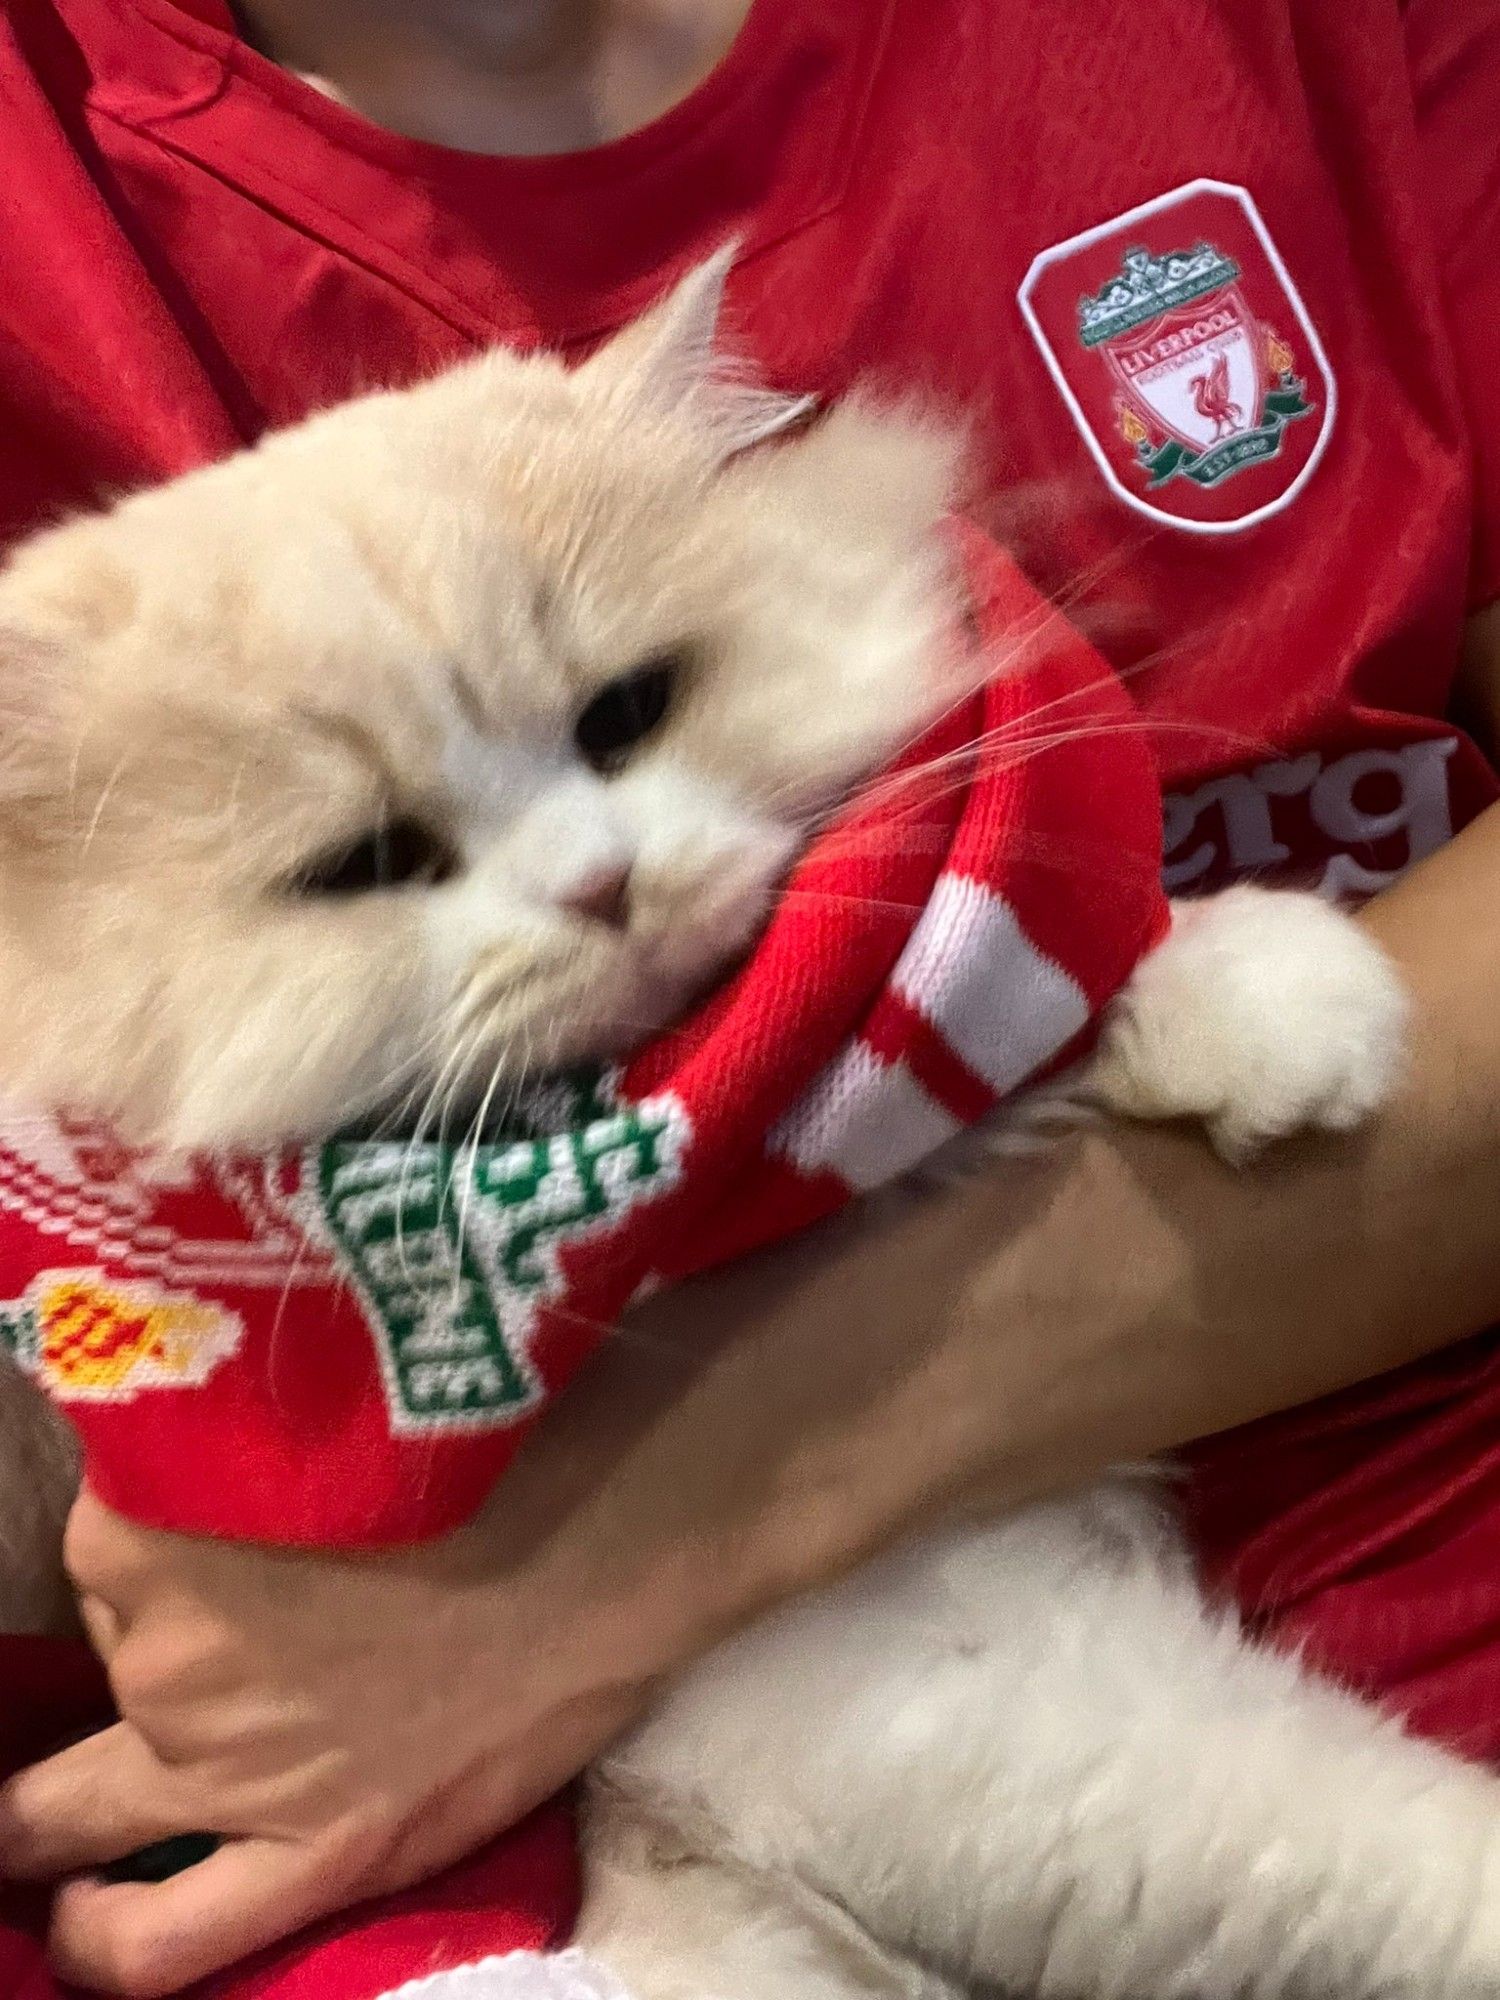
[0,256,1484,1997]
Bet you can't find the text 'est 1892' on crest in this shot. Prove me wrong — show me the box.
[1018,180,1335,535]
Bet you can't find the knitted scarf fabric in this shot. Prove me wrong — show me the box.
[0,523,1167,1547]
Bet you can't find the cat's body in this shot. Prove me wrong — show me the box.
[0,256,1487,1997]
[584,1476,1500,2000]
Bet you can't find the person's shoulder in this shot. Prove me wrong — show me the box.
[3,0,230,120]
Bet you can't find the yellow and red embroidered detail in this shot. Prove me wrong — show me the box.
[15,1271,242,1401]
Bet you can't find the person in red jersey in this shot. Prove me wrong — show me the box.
[0,0,1499,1991]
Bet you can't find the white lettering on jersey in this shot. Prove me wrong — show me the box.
[1163,738,1457,894]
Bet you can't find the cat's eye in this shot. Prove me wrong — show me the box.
[289,816,455,898]
[574,656,681,774]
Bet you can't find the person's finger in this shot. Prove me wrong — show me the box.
[77,1589,125,1663]
[0,1726,197,1880]
[49,1835,351,1998]
[63,1489,159,1606]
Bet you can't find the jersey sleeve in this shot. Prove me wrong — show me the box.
[0,12,243,551]
[1405,0,1500,609]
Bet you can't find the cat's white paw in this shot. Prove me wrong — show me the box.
[1086,885,1408,1162]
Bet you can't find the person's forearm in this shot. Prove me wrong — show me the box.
[492,798,1500,1679]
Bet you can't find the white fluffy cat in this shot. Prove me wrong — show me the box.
[0,256,1487,2000]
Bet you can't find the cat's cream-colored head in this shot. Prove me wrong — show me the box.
[0,256,963,1149]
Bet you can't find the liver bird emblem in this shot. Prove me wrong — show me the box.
[1189,351,1244,439]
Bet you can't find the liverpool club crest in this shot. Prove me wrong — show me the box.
[1019,181,1335,533]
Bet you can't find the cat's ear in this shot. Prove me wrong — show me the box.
[584,245,818,457]
[612,244,735,408]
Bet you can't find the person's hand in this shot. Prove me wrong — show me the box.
[0,1166,1047,2000]
[0,1197,922,1998]
[0,1483,651,1997]
[0,1205,917,2000]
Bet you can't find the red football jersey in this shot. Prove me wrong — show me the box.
[1,0,1500,1751]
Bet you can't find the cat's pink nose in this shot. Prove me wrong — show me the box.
[560,863,633,932]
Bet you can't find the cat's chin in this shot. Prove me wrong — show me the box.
[102,917,774,1155]
[342,956,753,1146]
[573,911,772,1058]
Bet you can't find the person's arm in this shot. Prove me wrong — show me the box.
[6,617,1498,1999]
[550,783,1500,1664]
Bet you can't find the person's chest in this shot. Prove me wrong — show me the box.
[10,0,1492,890]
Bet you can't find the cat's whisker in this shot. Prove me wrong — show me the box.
[776,889,930,916]
[784,598,1253,834]
[351,1015,460,1137]
[454,1028,530,1202]
[811,710,1272,847]
[357,1054,445,1142]
[257,1009,457,1390]
[76,750,136,861]
[391,1021,484,1288]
